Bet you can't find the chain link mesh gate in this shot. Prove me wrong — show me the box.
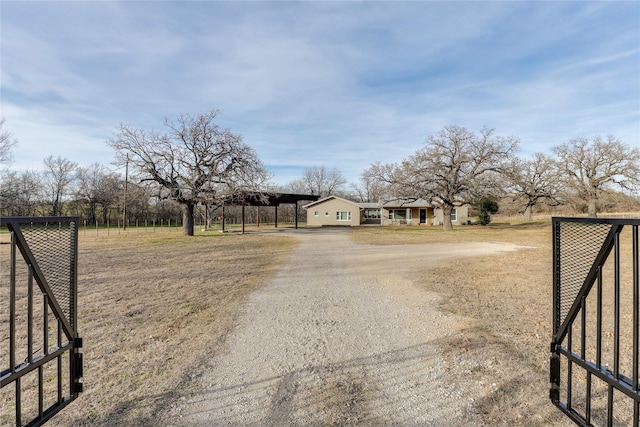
[1,217,83,427]
[551,217,639,426]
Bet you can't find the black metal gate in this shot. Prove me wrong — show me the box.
[551,217,640,426]
[1,217,83,426]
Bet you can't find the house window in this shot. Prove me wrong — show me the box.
[451,208,457,222]
[314,211,319,217]
[364,209,380,219]
[389,209,407,220]
[336,211,352,221]
[325,212,330,217]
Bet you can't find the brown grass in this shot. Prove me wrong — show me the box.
[428,231,561,424]
[352,221,567,425]
[1,229,297,426]
[3,220,634,425]
[352,220,637,426]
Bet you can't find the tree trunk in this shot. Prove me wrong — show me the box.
[587,198,598,218]
[442,205,453,231]
[52,196,61,216]
[182,203,195,236]
[101,204,109,225]
[205,204,212,230]
[524,205,533,222]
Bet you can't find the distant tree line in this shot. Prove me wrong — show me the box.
[0,157,184,225]
[2,115,639,233]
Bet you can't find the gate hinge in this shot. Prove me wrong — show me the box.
[549,345,561,402]
[73,336,83,393]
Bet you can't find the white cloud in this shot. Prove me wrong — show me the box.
[1,1,638,186]
[2,103,115,171]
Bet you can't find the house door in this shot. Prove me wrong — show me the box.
[419,209,427,224]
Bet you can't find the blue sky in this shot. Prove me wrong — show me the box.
[2,1,639,186]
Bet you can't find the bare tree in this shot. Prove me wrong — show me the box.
[301,166,347,198]
[0,118,18,164]
[43,155,78,216]
[278,179,307,195]
[107,110,269,236]
[553,136,640,218]
[508,153,563,221]
[76,163,123,224]
[372,125,519,230]
[351,167,392,203]
[0,169,43,216]
[120,181,155,225]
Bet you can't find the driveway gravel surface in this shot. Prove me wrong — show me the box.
[171,227,524,426]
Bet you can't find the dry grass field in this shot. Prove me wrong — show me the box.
[351,222,564,425]
[2,220,635,425]
[1,228,298,426]
[352,221,637,426]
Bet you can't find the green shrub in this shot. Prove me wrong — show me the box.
[476,198,499,226]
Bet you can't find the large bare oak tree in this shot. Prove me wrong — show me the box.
[552,136,640,217]
[108,110,269,235]
[508,153,563,221]
[369,125,519,230]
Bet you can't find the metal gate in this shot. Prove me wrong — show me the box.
[551,217,639,426]
[1,217,83,426]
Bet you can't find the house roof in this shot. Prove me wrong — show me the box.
[382,198,433,208]
[302,196,437,210]
[302,195,364,210]
[358,203,380,209]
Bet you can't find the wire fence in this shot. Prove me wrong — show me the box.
[491,211,640,223]
[79,218,305,237]
[80,219,183,236]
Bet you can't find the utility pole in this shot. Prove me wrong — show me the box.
[123,154,129,230]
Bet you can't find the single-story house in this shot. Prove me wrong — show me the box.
[303,196,363,226]
[302,196,469,227]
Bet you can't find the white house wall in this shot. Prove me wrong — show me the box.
[304,196,471,227]
[433,206,469,225]
[305,198,361,226]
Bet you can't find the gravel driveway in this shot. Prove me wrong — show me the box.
[172,227,524,426]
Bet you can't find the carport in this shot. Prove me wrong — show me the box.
[219,192,319,232]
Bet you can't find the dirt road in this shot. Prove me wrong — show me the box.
[171,228,524,426]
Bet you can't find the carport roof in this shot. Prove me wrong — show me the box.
[220,191,319,207]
